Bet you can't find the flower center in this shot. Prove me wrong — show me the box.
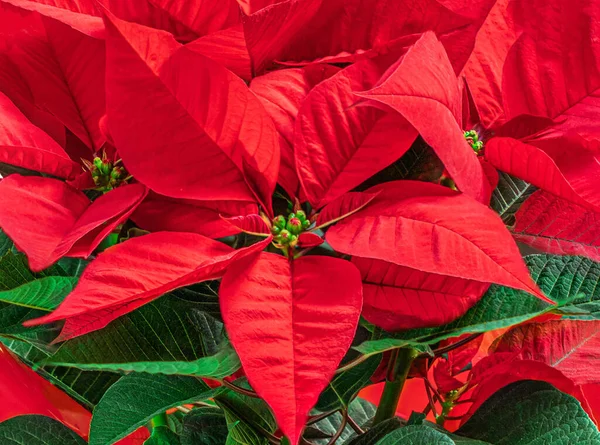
[83,155,131,192]
[271,210,311,247]
[464,129,484,154]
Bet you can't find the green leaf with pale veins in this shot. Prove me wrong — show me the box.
[46,344,240,379]
[0,415,86,445]
[47,297,228,366]
[313,398,377,445]
[0,276,77,311]
[0,229,12,256]
[458,381,600,444]
[317,355,381,411]
[90,374,220,445]
[181,408,229,445]
[491,172,536,225]
[346,418,403,445]
[375,425,456,445]
[144,426,180,445]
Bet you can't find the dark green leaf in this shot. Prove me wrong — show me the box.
[169,281,221,322]
[48,297,226,365]
[375,425,456,444]
[313,398,376,445]
[317,355,381,411]
[0,229,12,256]
[0,415,86,445]
[458,381,600,444]
[346,418,403,445]
[90,374,220,445]
[181,408,229,445]
[353,341,432,359]
[144,426,180,445]
[215,386,277,445]
[0,276,77,311]
[47,344,240,379]
[491,172,536,225]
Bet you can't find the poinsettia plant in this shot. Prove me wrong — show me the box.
[1,0,600,444]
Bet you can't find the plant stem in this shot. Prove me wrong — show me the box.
[150,412,168,429]
[372,348,418,426]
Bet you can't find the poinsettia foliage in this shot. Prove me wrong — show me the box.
[0,0,600,443]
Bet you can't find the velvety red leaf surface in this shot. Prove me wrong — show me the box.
[25,233,271,339]
[354,257,489,331]
[295,55,417,208]
[327,181,548,301]
[512,190,600,262]
[314,191,379,229]
[103,12,279,214]
[433,334,484,393]
[219,252,363,445]
[251,64,340,199]
[222,214,271,236]
[0,0,105,150]
[0,91,80,179]
[493,320,600,386]
[356,32,489,203]
[0,175,147,271]
[296,232,323,248]
[131,192,258,239]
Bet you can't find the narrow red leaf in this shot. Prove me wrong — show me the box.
[250,65,341,198]
[314,191,379,230]
[219,253,363,445]
[493,320,600,386]
[0,92,80,179]
[326,180,548,302]
[353,257,489,331]
[186,25,252,81]
[236,0,283,15]
[0,175,147,271]
[295,56,417,208]
[131,192,258,239]
[25,233,271,339]
[433,334,484,394]
[356,32,489,203]
[222,214,271,236]
[104,12,279,214]
[512,190,600,261]
[0,1,105,149]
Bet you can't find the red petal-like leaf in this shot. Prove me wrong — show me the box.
[314,191,379,230]
[131,192,258,239]
[433,334,484,394]
[219,253,363,445]
[296,232,323,248]
[222,214,271,236]
[493,320,600,386]
[243,0,494,74]
[25,233,271,339]
[353,257,489,331]
[326,180,548,301]
[251,65,340,198]
[356,32,489,203]
[502,0,600,123]
[186,25,252,81]
[295,56,417,208]
[0,92,79,179]
[512,190,600,261]
[485,135,600,210]
[104,12,279,214]
[0,1,105,149]
[0,175,147,271]
[147,0,239,36]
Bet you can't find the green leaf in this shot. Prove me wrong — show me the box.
[0,415,86,445]
[375,425,455,444]
[169,281,221,322]
[47,297,227,366]
[46,344,240,379]
[181,408,229,445]
[313,398,377,445]
[353,340,432,359]
[0,276,77,311]
[215,386,277,445]
[345,418,403,445]
[90,374,220,445]
[0,229,12,256]
[316,355,381,411]
[144,426,180,445]
[490,172,536,225]
[457,381,600,444]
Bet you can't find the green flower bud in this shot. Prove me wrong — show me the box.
[271,226,281,235]
[302,219,311,229]
[279,229,291,242]
[295,210,307,221]
[93,157,103,170]
[273,215,286,229]
[286,217,302,234]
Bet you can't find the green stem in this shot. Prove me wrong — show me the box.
[150,412,169,429]
[372,348,418,425]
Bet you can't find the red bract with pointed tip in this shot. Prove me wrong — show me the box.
[1,0,600,444]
